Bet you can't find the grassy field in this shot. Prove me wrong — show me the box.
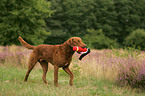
[0,45,145,96]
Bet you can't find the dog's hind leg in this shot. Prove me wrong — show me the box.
[24,53,38,82]
[39,60,49,84]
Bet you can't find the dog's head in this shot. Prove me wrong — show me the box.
[67,37,86,48]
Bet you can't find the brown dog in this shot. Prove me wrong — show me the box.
[18,36,86,87]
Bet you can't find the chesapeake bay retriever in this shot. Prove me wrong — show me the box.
[18,36,86,87]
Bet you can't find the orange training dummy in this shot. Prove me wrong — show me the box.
[73,46,90,60]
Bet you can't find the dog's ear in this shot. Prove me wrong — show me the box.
[67,38,74,47]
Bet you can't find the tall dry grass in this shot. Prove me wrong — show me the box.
[73,50,118,81]
[73,49,145,88]
[73,50,119,82]
[0,45,32,68]
[0,45,145,88]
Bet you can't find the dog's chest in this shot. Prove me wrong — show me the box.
[53,55,72,66]
[53,52,72,66]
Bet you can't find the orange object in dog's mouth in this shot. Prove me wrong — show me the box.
[73,46,90,60]
[73,46,87,52]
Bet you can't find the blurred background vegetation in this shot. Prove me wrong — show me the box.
[0,0,145,50]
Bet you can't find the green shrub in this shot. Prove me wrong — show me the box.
[0,0,51,46]
[83,29,119,49]
[124,29,145,50]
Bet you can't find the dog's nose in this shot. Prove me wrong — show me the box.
[83,44,87,48]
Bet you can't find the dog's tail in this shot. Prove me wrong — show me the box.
[18,36,35,50]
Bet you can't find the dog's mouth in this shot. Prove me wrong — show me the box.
[81,46,86,49]
[80,44,87,48]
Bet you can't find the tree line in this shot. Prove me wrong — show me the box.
[0,0,145,50]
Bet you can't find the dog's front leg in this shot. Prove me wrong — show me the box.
[63,66,74,86]
[54,65,59,87]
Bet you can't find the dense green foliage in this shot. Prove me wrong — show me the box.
[0,0,145,49]
[45,0,145,49]
[0,0,51,45]
[83,29,119,49]
[124,29,145,50]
